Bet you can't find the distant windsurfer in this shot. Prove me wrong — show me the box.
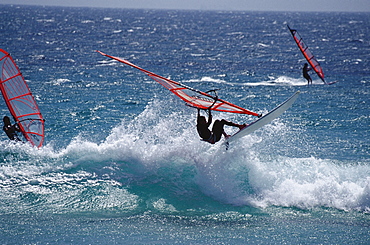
[3,116,21,141]
[303,63,312,84]
[197,109,246,144]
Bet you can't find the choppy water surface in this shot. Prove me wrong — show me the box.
[0,5,369,244]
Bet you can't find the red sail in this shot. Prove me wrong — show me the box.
[288,25,326,84]
[97,51,260,116]
[0,49,44,147]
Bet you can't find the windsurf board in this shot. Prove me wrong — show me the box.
[225,91,300,147]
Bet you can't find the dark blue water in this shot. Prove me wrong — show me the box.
[0,5,369,244]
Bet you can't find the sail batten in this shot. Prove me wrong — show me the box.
[97,50,260,117]
[0,49,44,147]
[288,25,326,84]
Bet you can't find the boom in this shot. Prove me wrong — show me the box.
[97,51,261,116]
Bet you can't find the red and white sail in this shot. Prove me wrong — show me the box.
[97,51,260,116]
[288,25,326,84]
[0,49,44,147]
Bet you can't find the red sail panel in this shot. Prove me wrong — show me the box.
[0,49,44,147]
[97,51,260,116]
[288,25,326,84]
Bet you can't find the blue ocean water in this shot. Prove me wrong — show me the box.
[0,4,369,244]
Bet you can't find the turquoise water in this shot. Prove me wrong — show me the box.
[0,5,369,244]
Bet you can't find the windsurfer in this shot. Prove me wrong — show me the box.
[3,116,21,141]
[303,63,312,84]
[197,109,246,144]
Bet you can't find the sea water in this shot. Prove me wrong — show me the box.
[0,5,369,244]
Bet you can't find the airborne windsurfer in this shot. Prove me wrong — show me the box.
[2,116,21,141]
[303,63,312,84]
[197,109,246,144]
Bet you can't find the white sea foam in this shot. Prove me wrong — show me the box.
[70,101,370,212]
[2,99,369,213]
[184,76,324,87]
[246,156,370,212]
[242,76,325,86]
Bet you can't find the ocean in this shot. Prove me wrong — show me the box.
[0,4,369,244]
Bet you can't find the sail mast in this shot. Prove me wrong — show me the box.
[97,51,261,117]
[287,25,326,84]
[0,49,45,147]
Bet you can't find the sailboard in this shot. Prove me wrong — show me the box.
[287,25,336,85]
[97,50,261,117]
[225,91,300,147]
[0,49,44,147]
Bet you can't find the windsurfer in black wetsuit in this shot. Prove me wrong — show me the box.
[303,63,312,84]
[197,109,246,144]
[3,116,21,141]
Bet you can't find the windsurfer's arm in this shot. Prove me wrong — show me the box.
[197,108,204,125]
[207,109,212,126]
[13,123,21,132]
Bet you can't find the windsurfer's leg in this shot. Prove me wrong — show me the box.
[221,119,246,130]
[304,74,312,85]
[212,119,247,142]
[212,120,225,142]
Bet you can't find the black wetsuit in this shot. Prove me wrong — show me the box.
[197,110,213,143]
[3,124,21,141]
[197,110,241,144]
[303,64,312,84]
